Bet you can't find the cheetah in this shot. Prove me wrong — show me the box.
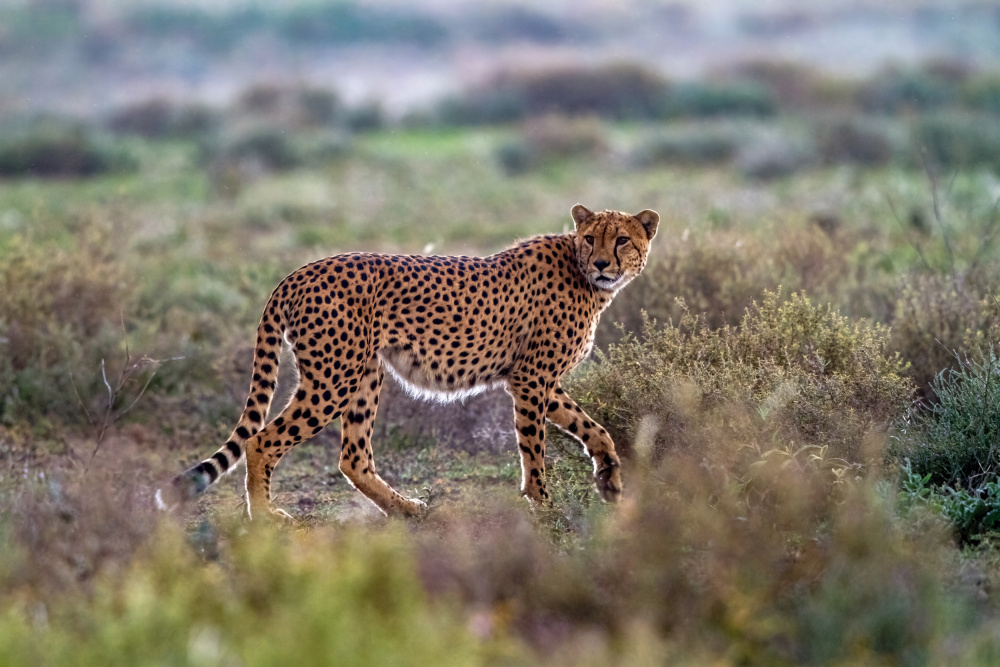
[159,205,659,520]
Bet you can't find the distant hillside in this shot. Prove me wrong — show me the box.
[1,0,997,115]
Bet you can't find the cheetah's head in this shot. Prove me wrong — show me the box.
[571,205,659,292]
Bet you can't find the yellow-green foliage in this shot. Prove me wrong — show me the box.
[4,119,1000,665]
[890,275,1000,398]
[0,460,991,666]
[572,290,913,462]
[0,229,130,424]
[604,221,859,334]
[0,521,495,667]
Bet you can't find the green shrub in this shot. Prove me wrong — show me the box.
[632,124,741,167]
[345,101,386,132]
[735,129,815,179]
[494,141,535,176]
[0,123,136,179]
[224,128,301,170]
[439,63,670,125]
[724,60,848,110]
[889,276,1000,398]
[0,231,131,425]
[789,493,948,665]
[962,74,1000,113]
[941,482,1000,544]
[419,450,960,664]
[860,65,958,113]
[913,113,1000,173]
[202,126,351,174]
[899,459,1000,544]
[434,91,527,127]
[235,83,343,129]
[572,290,913,462]
[605,223,858,336]
[894,348,1000,490]
[816,117,894,167]
[494,115,608,175]
[661,81,776,118]
[605,235,780,333]
[107,98,219,139]
[0,444,980,666]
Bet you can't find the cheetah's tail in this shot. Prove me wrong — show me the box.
[156,305,285,511]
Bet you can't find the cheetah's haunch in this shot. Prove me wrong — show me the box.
[159,205,658,520]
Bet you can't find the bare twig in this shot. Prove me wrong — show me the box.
[120,310,129,364]
[968,195,1000,278]
[918,150,957,286]
[87,357,164,472]
[68,372,95,427]
[978,292,1000,481]
[884,192,934,273]
[81,315,184,474]
[100,359,113,414]
[115,356,184,420]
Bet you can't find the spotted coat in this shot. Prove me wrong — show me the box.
[160,205,659,520]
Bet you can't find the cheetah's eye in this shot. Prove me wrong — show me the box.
[583,235,594,245]
[616,236,629,247]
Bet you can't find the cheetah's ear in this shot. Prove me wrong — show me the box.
[571,204,594,230]
[634,209,659,240]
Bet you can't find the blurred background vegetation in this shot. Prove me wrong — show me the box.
[4,0,1000,664]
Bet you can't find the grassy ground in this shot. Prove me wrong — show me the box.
[3,122,1000,663]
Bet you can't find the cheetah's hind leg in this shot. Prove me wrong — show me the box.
[337,357,427,518]
[243,388,343,521]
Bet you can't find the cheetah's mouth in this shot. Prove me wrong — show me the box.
[592,273,623,289]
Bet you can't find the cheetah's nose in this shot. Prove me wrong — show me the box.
[593,260,610,271]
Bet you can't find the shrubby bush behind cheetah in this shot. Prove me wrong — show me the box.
[159,204,659,520]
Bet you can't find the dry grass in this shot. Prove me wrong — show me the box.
[3,117,1000,662]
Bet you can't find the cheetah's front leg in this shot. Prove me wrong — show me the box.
[545,382,622,502]
[507,378,552,504]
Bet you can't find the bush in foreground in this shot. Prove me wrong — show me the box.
[0,444,985,665]
[0,519,489,666]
